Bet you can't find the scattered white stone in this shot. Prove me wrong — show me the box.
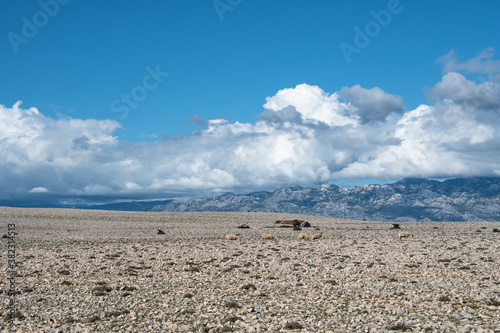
[0,207,499,332]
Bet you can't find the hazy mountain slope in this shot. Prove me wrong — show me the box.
[152,178,500,222]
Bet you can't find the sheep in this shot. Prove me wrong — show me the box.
[262,234,276,241]
[299,233,309,240]
[398,232,414,240]
[311,232,322,240]
[226,235,240,241]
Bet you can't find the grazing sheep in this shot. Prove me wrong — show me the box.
[262,234,276,241]
[311,232,322,240]
[398,232,414,240]
[299,233,309,240]
[226,235,240,241]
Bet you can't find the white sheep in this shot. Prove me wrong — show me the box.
[398,232,413,240]
[311,232,322,240]
[299,233,309,240]
[262,234,276,241]
[226,235,240,241]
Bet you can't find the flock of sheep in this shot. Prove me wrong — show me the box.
[225,232,323,241]
[226,231,414,241]
[398,232,414,240]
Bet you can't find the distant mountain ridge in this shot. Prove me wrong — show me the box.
[2,177,499,221]
[151,177,500,222]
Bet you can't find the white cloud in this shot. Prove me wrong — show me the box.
[256,105,303,124]
[0,101,121,200]
[28,187,49,194]
[2,51,500,203]
[262,83,357,127]
[335,102,498,180]
[340,85,404,123]
[426,72,500,110]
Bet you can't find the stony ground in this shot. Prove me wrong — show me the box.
[0,207,499,333]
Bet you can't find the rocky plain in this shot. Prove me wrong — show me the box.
[0,207,499,332]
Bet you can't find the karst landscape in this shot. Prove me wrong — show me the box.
[1,207,499,332]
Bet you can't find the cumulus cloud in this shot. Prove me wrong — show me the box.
[262,83,356,127]
[256,105,303,124]
[339,85,405,123]
[426,72,500,110]
[2,50,500,204]
[335,103,498,180]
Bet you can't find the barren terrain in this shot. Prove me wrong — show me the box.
[1,207,499,332]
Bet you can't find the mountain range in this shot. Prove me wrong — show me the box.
[2,178,499,222]
[150,177,500,222]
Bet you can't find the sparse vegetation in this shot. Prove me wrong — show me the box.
[87,315,100,323]
[105,310,130,317]
[486,298,500,306]
[92,285,112,296]
[224,316,243,323]
[284,321,303,330]
[241,283,256,290]
[224,301,240,309]
[438,295,450,302]
[387,323,412,331]
[4,209,499,332]
[3,311,25,322]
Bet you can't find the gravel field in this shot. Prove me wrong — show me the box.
[1,207,499,333]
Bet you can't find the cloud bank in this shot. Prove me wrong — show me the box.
[1,50,500,204]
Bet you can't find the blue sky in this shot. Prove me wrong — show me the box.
[1,0,500,204]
